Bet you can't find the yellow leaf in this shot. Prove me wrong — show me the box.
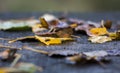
[32,23,47,33]
[109,30,120,40]
[70,24,78,28]
[89,27,108,36]
[35,35,73,45]
[35,35,61,45]
[40,18,49,29]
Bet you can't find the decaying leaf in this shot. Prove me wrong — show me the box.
[35,27,73,38]
[88,36,112,43]
[66,50,109,64]
[55,27,73,38]
[0,62,43,73]
[89,27,108,36]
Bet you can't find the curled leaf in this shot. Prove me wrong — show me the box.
[41,14,58,22]
[40,18,49,29]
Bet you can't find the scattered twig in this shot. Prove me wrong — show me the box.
[101,20,105,28]
[10,54,21,67]
[98,61,106,68]
[71,35,81,38]
[0,44,22,50]
[8,36,35,43]
[0,38,11,40]
[23,46,49,55]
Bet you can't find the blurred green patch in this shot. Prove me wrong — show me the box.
[0,0,120,12]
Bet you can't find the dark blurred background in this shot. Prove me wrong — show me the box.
[0,0,120,12]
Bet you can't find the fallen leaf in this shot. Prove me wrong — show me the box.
[55,27,73,38]
[32,23,48,33]
[35,35,73,45]
[40,18,49,29]
[88,36,112,43]
[109,30,120,40]
[83,50,108,57]
[35,35,62,45]
[75,22,99,36]
[66,51,110,64]
[48,50,79,57]
[66,54,109,65]
[23,46,78,57]
[41,14,58,22]
[89,27,108,36]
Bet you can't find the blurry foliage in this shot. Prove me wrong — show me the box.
[0,0,120,12]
